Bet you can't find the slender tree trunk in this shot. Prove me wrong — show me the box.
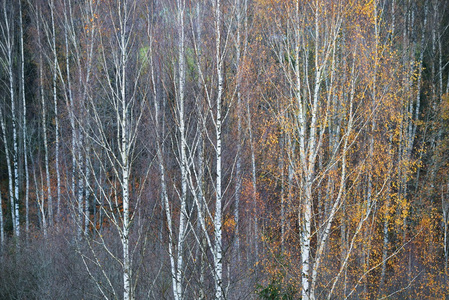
[174,0,188,298]
[19,0,30,237]
[214,0,224,297]
[379,135,394,294]
[148,29,180,298]
[11,32,20,240]
[247,100,258,259]
[35,166,48,238]
[2,2,20,238]
[39,19,53,230]
[293,3,311,298]
[119,4,131,298]
[379,194,390,293]
[62,0,79,236]
[402,0,427,239]
[84,143,91,234]
[0,105,15,236]
[194,4,208,297]
[363,3,380,295]
[50,0,61,222]
[379,3,397,290]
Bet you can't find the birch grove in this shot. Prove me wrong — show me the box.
[0,0,449,299]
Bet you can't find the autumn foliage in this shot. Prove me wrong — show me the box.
[0,0,448,299]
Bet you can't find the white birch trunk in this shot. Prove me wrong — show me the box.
[11,29,20,240]
[363,3,379,292]
[37,8,53,230]
[148,29,180,299]
[402,0,427,233]
[379,133,394,294]
[293,1,338,298]
[194,4,207,297]
[18,0,30,237]
[0,106,17,234]
[1,2,20,237]
[214,0,224,297]
[84,143,91,234]
[171,0,188,298]
[177,2,188,298]
[247,100,258,259]
[294,0,310,296]
[157,142,179,300]
[50,0,61,222]
[34,166,47,238]
[310,26,340,299]
[39,25,53,230]
[119,4,131,298]
[63,0,78,231]
[58,0,80,236]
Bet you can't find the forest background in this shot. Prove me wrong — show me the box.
[0,0,449,299]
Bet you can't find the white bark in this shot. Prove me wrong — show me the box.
[189,0,227,297]
[118,3,132,298]
[157,141,179,300]
[193,3,207,298]
[10,18,20,240]
[0,108,15,239]
[380,138,393,293]
[294,1,314,297]
[62,0,78,228]
[272,1,343,298]
[58,0,94,237]
[154,0,190,298]
[1,1,20,237]
[146,24,180,298]
[362,2,380,290]
[40,35,53,230]
[175,1,188,298]
[84,143,91,234]
[233,0,249,263]
[34,166,47,238]
[402,0,427,232]
[54,1,140,298]
[247,99,258,259]
[50,0,61,222]
[19,0,30,236]
[214,0,224,298]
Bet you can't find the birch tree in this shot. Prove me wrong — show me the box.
[77,0,146,298]
[152,0,190,298]
[255,0,407,298]
[0,0,20,238]
[180,0,233,297]
[19,0,30,236]
[49,0,61,222]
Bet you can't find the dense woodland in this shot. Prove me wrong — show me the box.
[0,0,448,299]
